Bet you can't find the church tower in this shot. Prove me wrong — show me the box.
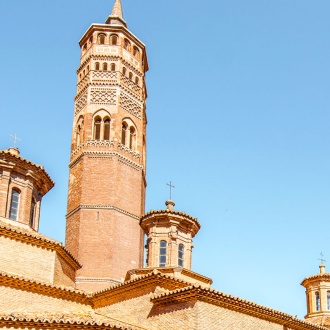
[65,0,148,291]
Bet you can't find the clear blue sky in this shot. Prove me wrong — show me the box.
[1,0,330,319]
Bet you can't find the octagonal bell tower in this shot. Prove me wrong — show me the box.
[65,0,148,291]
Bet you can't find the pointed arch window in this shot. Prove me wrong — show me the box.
[110,34,118,45]
[316,292,320,311]
[159,241,167,267]
[122,67,127,76]
[129,72,133,81]
[95,62,100,71]
[178,244,184,267]
[103,63,108,71]
[93,116,102,140]
[121,122,128,145]
[9,189,20,220]
[98,34,106,45]
[111,63,116,71]
[103,118,110,140]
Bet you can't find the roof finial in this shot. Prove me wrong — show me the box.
[111,0,123,19]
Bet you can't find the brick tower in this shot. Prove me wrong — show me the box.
[65,0,148,291]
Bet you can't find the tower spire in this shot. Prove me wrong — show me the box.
[111,0,123,18]
[106,0,127,26]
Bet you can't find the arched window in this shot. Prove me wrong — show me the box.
[129,126,136,149]
[103,63,108,71]
[110,34,118,45]
[133,46,139,58]
[178,244,184,267]
[98,34,106,45]
[103,118,110,140]
[95,62,100,70]
[83,43,87,52]
[327,291,330,310]
[111,63,116,71]
[87,65,90,72]
[30,198,36,227]
[135,77,139,86]
[129,72,133,81]
[316,292,320,311]
[9,189,20,220]
[121,122,128,145]
[89,36,93,44]
[122,67,127,76]
[94,116,102,140]
[159,241,167,267]
[124,39,130,51]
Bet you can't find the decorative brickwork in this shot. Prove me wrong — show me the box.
[74,90,88,115]
[119,91,142,119]
[90,88,116,105]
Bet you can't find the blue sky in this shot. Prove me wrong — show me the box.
[1,0,330,319]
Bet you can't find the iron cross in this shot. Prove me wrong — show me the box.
[166,181,175,200]
[318,252,326,264]
[10,133,21,148]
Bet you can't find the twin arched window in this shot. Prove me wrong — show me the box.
[124,39,130,51]
[9,189,20,220]
[93,116,111,141]
[98,34,106,45]
[121,120,136,149]
[159,241,167,267]
[110,35,118,45]
[95,62,116,71]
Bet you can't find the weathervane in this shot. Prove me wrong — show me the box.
[166,181,175,200]
[10,133,21,148]
[318,252,326,265]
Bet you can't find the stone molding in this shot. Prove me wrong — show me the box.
[66,204,140,220]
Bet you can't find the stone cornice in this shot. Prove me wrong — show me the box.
[301,273,330,287]
[66,204,140,220]
[0,223,81,270]
[0,271,89,305]
[151,286,326,330]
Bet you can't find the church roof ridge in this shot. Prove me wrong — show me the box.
[151,286,327,330]
[0,222,81,270]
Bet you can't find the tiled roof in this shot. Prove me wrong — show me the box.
[0,150,54,188]
[0,312,147,330]
[0,220,81,270]
[151,285,328,330]
[301,273,330,286]
[0,271,89,304]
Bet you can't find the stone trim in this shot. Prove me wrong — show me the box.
[0,224,81,270]
[151,285,327,330]
[66,204,140,220]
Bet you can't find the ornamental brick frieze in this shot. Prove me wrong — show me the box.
[120,75,142,99]
[92,55,120,62]
[117,142,140,159]
[74,91,88,115]
[92,71,118,80]
[119,91,142,119]
[90,88,116,105]
[77,73,91,93]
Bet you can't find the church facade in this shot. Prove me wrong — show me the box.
[0,1,329,329]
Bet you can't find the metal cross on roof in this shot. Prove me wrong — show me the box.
[10,133,21,148]
[166,181,175,200]
[318,252,326,265]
